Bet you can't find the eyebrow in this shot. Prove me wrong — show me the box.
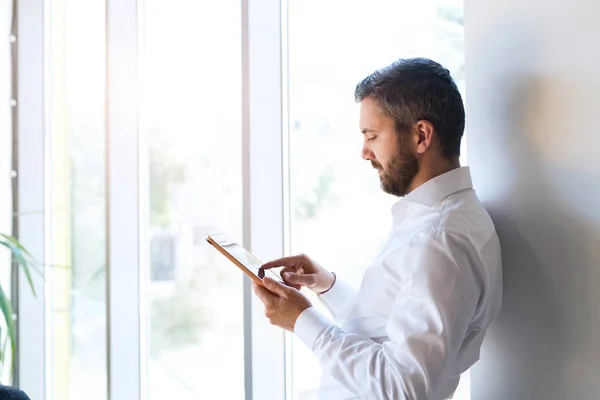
[361,128,377,134]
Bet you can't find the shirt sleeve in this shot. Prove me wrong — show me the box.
[317,275,358,324]
[294,231,482,400]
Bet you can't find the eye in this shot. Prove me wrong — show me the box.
[367,136,377,142]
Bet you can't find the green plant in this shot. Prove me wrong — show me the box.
[0,233,37,381]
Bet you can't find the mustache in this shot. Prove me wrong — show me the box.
[371,160,383,170]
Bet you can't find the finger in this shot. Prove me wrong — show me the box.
[280,267,301,289]
[262,276,293,298]
[280,266,300,275]
[281,272,317,288]
[281,278,301,291]
[261,254,306,270]
[252,281,276,305]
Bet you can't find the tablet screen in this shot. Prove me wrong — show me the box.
[210,234,281,280]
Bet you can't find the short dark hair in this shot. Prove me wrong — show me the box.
[355,58,465,157]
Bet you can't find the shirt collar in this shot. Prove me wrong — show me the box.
[393,166,473,212]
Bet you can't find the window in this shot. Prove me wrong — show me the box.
[16,0,467,398]
[286,0,466,398]
[47,0,108,398]
[141,0,245,398]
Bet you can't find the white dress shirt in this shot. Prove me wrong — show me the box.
[294,167,503,400]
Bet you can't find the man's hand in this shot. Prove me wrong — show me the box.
[252,277,313,332]
[261,254,335,293]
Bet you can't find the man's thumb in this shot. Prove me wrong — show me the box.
[263,277,288,296]
[282,272,315,287]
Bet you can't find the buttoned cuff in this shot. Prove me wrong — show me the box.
[318,276,356,314]
[294,307,333,350]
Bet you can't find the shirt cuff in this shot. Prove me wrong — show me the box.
[294,307,333,350]
[318,276,356,314]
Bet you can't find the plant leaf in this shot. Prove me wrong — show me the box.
[1,234,67,273]
[88,265,105,285]
[0,240,37,298]
[0,327,7,369]
[0,234,34,259]
[0,285,15,381]
[0,324,3,365]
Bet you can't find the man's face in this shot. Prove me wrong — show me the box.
[359,97,419,197]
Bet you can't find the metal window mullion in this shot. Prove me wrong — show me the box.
[16,0,47,398]
[105,0,144,399]
[242,0,287,399]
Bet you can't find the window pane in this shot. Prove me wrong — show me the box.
[287,1,465,399]
[141,1,244,399]
[48,0,108,398]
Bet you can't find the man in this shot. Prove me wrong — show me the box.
[253,58,502,400]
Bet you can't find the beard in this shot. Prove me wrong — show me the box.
[371,139,419,197]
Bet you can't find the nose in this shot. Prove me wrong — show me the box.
[361,143,373,161]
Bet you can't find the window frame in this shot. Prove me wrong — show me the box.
[105,0,145,398]
[16,0,291,399]
[242,0,289,397]
[16,0,48,398]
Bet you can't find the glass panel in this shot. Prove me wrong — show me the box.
[286,0,465,399]
[48,0,108,398]
[141,1,245,398]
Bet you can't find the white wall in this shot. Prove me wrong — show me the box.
[465,0,600,399]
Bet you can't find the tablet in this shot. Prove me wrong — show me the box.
[206,233,281,286]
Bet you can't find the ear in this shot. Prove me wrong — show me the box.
[414,120,435,155]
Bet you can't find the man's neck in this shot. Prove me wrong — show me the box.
[407,156,461,194]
